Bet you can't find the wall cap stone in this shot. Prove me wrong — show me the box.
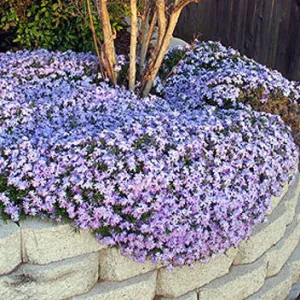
[20,219,107,264]
[74,271,157,300]
[266,216,300,277]
[198,254,267,300]
[156,248,237,298]
[0,220,21,275]
[247,263,292,300]
[99,247,158,282]
[0,252,99,300]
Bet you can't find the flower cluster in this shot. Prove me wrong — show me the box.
[160,41,300,110]
[0,49,298,266]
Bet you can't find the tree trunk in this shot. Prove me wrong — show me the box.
[129,0,138,90]
[97,0,118,84]
[139,10,157,77]
[141,8,182,97]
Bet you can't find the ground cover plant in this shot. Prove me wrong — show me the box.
[0,48,299,266]
[158,41,300,152]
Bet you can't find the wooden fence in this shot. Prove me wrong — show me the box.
[174,0,300,81]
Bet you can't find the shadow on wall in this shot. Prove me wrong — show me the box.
[175,0,300,82]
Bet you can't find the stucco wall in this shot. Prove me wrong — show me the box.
[0,173,299,300]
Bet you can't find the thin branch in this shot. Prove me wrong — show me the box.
[156,0,167,51]
[86,0,105,78]
[139,8,157,77]
[174,0,201,13]
[139,3,150,76]
[141,5,183,96]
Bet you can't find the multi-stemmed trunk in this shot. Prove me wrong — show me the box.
[89,0,200,96]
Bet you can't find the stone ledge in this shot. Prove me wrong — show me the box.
[233,198,289,265]
[20,219,107,264]
[284,175,300,225]
[288,244,300,284]
[0,252,99,300]
[234,174,300,266]
[157,290,198,300]
[74,271,157,300]
[198,254,267,300]
[0,220,21,275]
[266,181,289,215]
[266,215,300,277]
[99,247,158,282]
[288,277,300,300]
[156,248,237,298]
[247,263,292,300]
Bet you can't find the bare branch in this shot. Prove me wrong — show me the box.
[141,3,184,96]
[139,7,157,76]
[156,0,167,51]
[86,0,105,78]
[174,0,201,13]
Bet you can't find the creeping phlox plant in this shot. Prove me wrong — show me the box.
[159,41,300,110]
[0,49,299,266]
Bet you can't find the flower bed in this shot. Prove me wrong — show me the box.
[0,173,300,300]
[0,49,299,267]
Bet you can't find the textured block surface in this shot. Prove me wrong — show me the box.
[0,220,21,275]
[99,247,158,281]
[248,263,292,300]
[198,255,267,300]
[21,219,106,264]
[156,248,237,297]
[266,217,300,277]
[74,271,157,300]
[158,291,198,300]
[234,199,289,265]
[0,253,99,300]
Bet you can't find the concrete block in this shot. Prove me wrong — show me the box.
[266,217,300,277]
[198,255,267,300]
[288,244,300,284]
[99,247,158,281]
[158,290,197,300]
[266,182,289,215]
[284,175,300,225]
[234,199,289,265]
[20,219,106,264]
[0,220,21,275]
[156,248,237,298]
[288,277,300,300]
[74,271,157,300]
[247,263,292,300]
[0,252,99,300]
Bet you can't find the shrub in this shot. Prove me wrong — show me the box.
[0,0,125,52]
[0,49,298,266]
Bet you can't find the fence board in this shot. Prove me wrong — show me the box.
[175,0,300,81]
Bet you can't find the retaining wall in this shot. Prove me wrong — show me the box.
[0,173,299,300]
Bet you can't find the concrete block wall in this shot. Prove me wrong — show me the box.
[0,173,299,300]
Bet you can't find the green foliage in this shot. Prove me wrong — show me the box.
[0,0,126,52]
[158,47,188,82]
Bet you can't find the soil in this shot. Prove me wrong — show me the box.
[115,28,131,55]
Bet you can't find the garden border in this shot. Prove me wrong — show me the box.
[0,173,299,300]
